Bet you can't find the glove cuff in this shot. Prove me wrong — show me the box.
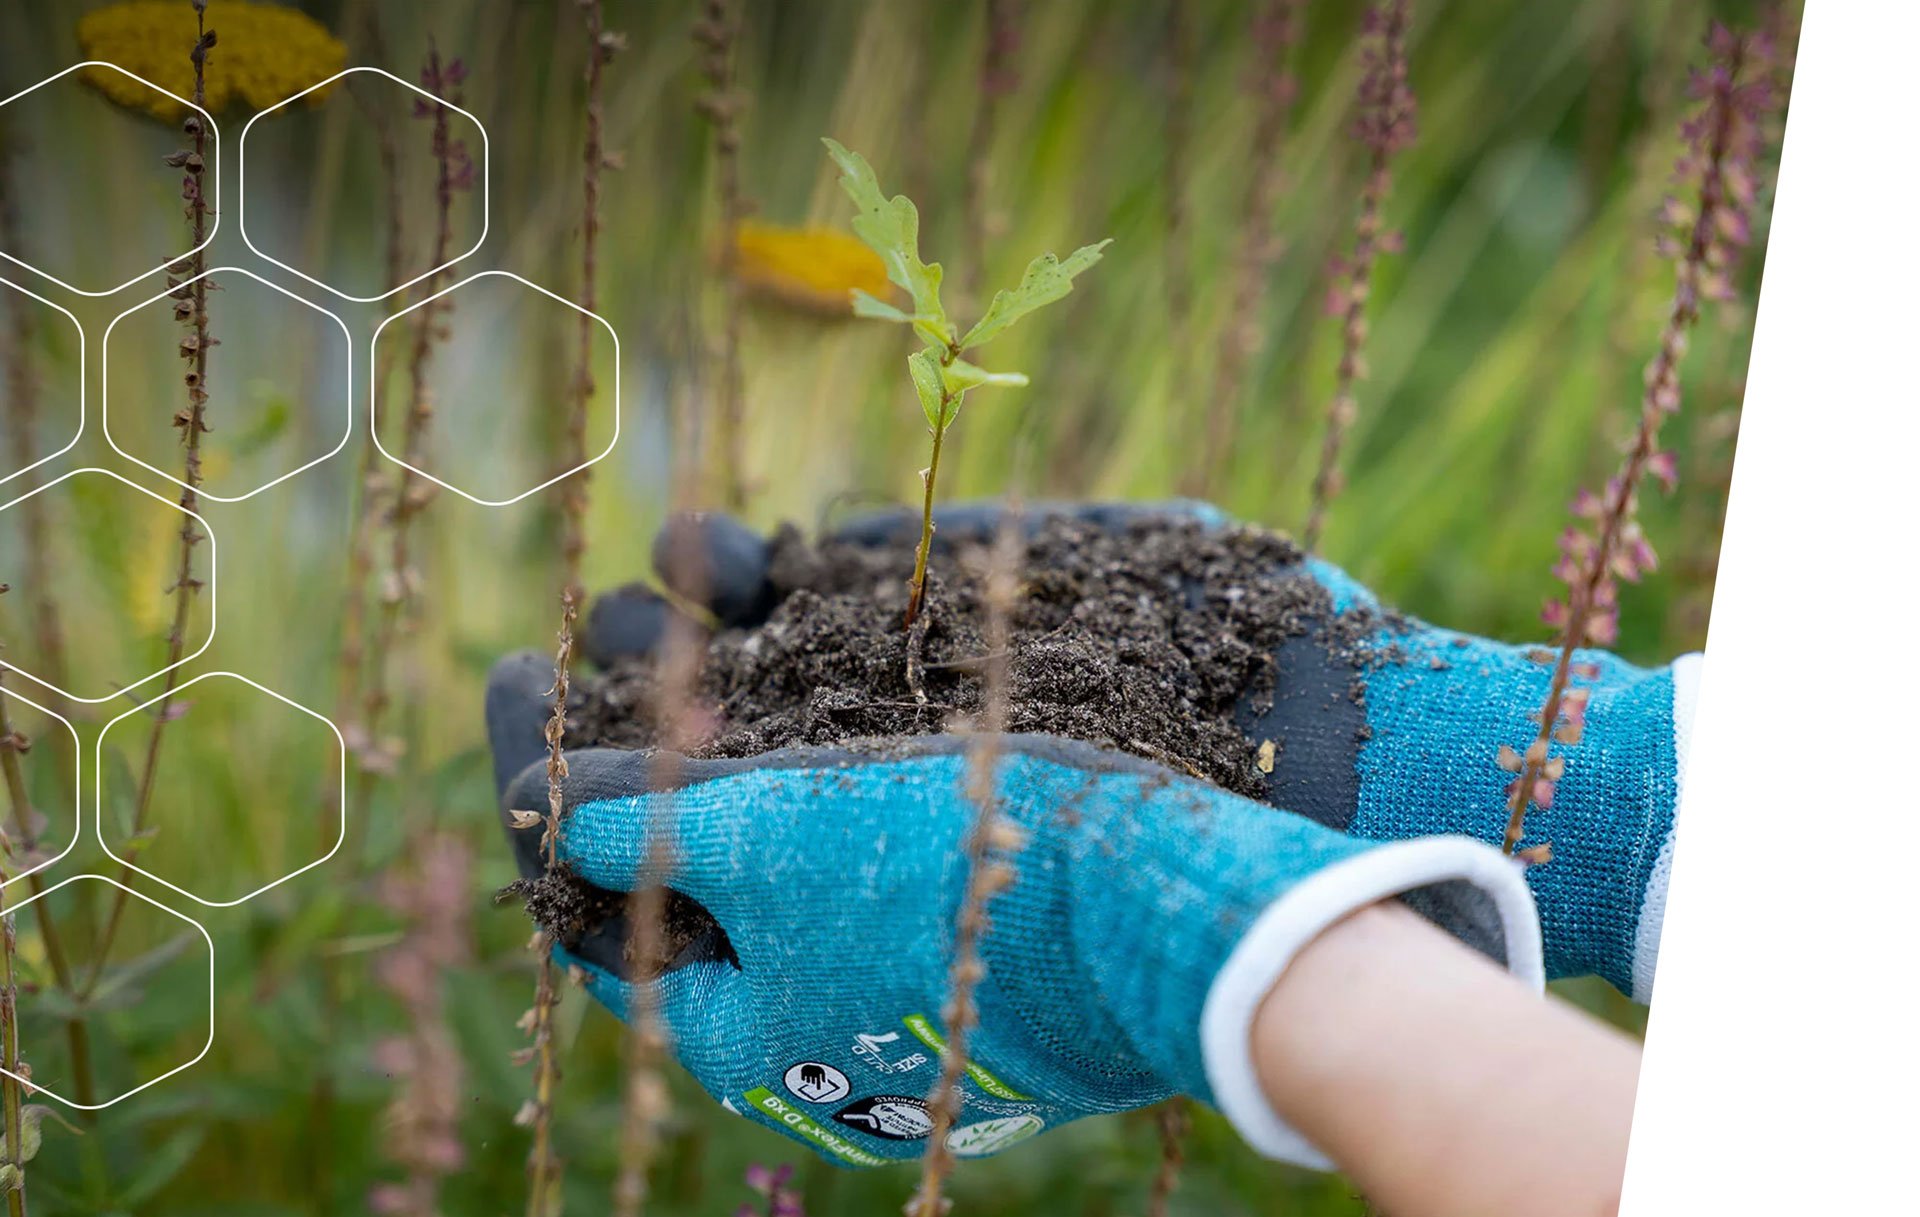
[1198,835,1543,1170]
[1628,650,1700,1002]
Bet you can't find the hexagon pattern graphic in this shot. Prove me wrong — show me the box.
[97,672,345,906]
[1,874,215,1110]
[240,66,489,302]
[103,267,353,502]
[0,63,219,297]
[373,271,621,506]
[0,682,82,887]
[0,468,216,704]
[0,277,85,487]
[0,48,623,1113]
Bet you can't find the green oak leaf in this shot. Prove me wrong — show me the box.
[960,239,1113,349]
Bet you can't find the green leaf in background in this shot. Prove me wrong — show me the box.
[852,284,933,322]
[944,359,1030,392]
[824,137,949,341]
[908,349,948,429]
[960,239,1113,349]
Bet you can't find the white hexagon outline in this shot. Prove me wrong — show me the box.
[94,671,344,907]
[0,467,218,705]
[0,872,214,1110]
[238,66,491,303]
[101,266,354,502]
[0,276,85,489]
[371,270,622,507]
[0,62,221,298]
[0,682,83,889]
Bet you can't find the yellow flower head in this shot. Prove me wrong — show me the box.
[733,220,895,317]
[77,1,347,120]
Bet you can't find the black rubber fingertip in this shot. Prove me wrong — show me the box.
[485,649,559,801]
[582,582,671,669]
[651,511,777,627]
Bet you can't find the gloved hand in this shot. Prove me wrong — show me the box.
[571,501,1691,999]
[485,506,1543,1169]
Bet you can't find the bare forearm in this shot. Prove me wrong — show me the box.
[1252,901,1640,1217]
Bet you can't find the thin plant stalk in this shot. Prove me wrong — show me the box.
[1188,0,1301,496]
[0,148,92,1112]
[694,0,749,511]
[84,6,218,1013]
[336,34,411,777]
[1145,1097,1191,1217]
[909,514,1026,1217]
[1,901,22,1217]
[1302,0,1416,552]
[527,9,622,1213]
[1502,23,1775,854]
[0,673,30,1217]
[962,0,1019,306]
[349,42,465,847]
[1161,0,1193,359]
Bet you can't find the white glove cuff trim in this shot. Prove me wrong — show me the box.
[1199,835,1545,1170]
[1631,650,1702,1003]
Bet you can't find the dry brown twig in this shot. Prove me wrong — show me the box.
[1189,0,1302,496]
[694,0,750,511]
[0,662,32,1217]
[1302,0,1416,552]
[524,8,625,1214]
[83,4,220,1038]
[1501,22,1780,855]
[963,0,1020,307]
[908,515,1029,1217]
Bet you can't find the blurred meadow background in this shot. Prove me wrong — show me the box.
[0,0,1790,1213]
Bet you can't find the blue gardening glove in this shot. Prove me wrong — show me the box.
[487,654,1539,1169]
[594,502,1690,999]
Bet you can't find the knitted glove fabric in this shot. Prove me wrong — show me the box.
[486,677,1540,1169]
[824,503,1693,1000]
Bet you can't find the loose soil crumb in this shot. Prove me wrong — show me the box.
[533,516,1401,971]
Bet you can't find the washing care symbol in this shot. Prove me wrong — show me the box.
[783,1061,851,1104]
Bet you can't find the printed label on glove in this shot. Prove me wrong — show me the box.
[947,1114,1044,1157]
[783,1060,851,1104]
[833,1095,933,1141]
[853,1029,931,1076]
[743,1088,887,1168]
[903,1013,1031,1101]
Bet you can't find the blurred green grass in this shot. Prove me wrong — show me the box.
[0,0,1782,1212]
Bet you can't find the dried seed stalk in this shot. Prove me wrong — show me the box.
[336,35,412,775]
[85,8,219,1020]
[963,0,1020,305]
[0,159,90,1108]
[350,43,468,820]
[0,668,31,1217]
[908,517,1026,1217]
[1502,23,1777,854]
[1145,1097,1191,1217]
[694,0,750,511]
[1302,0,1416,552]
[1161,0,1193,354]
[0,893,22,1217]
[369,835,473,1217]
[1189,0,1302,495]
[528,10,623,1214]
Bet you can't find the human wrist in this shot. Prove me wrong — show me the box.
[1197,835,1542,1166]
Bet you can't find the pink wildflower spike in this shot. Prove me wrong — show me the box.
[1571,488,1604,519]
[1647,450,1680,492]
[745,1163,778,1195]
[1541,598,1569,628]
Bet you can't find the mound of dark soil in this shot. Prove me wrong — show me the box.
[530,514,1400,975]
[566,515,1386,795]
